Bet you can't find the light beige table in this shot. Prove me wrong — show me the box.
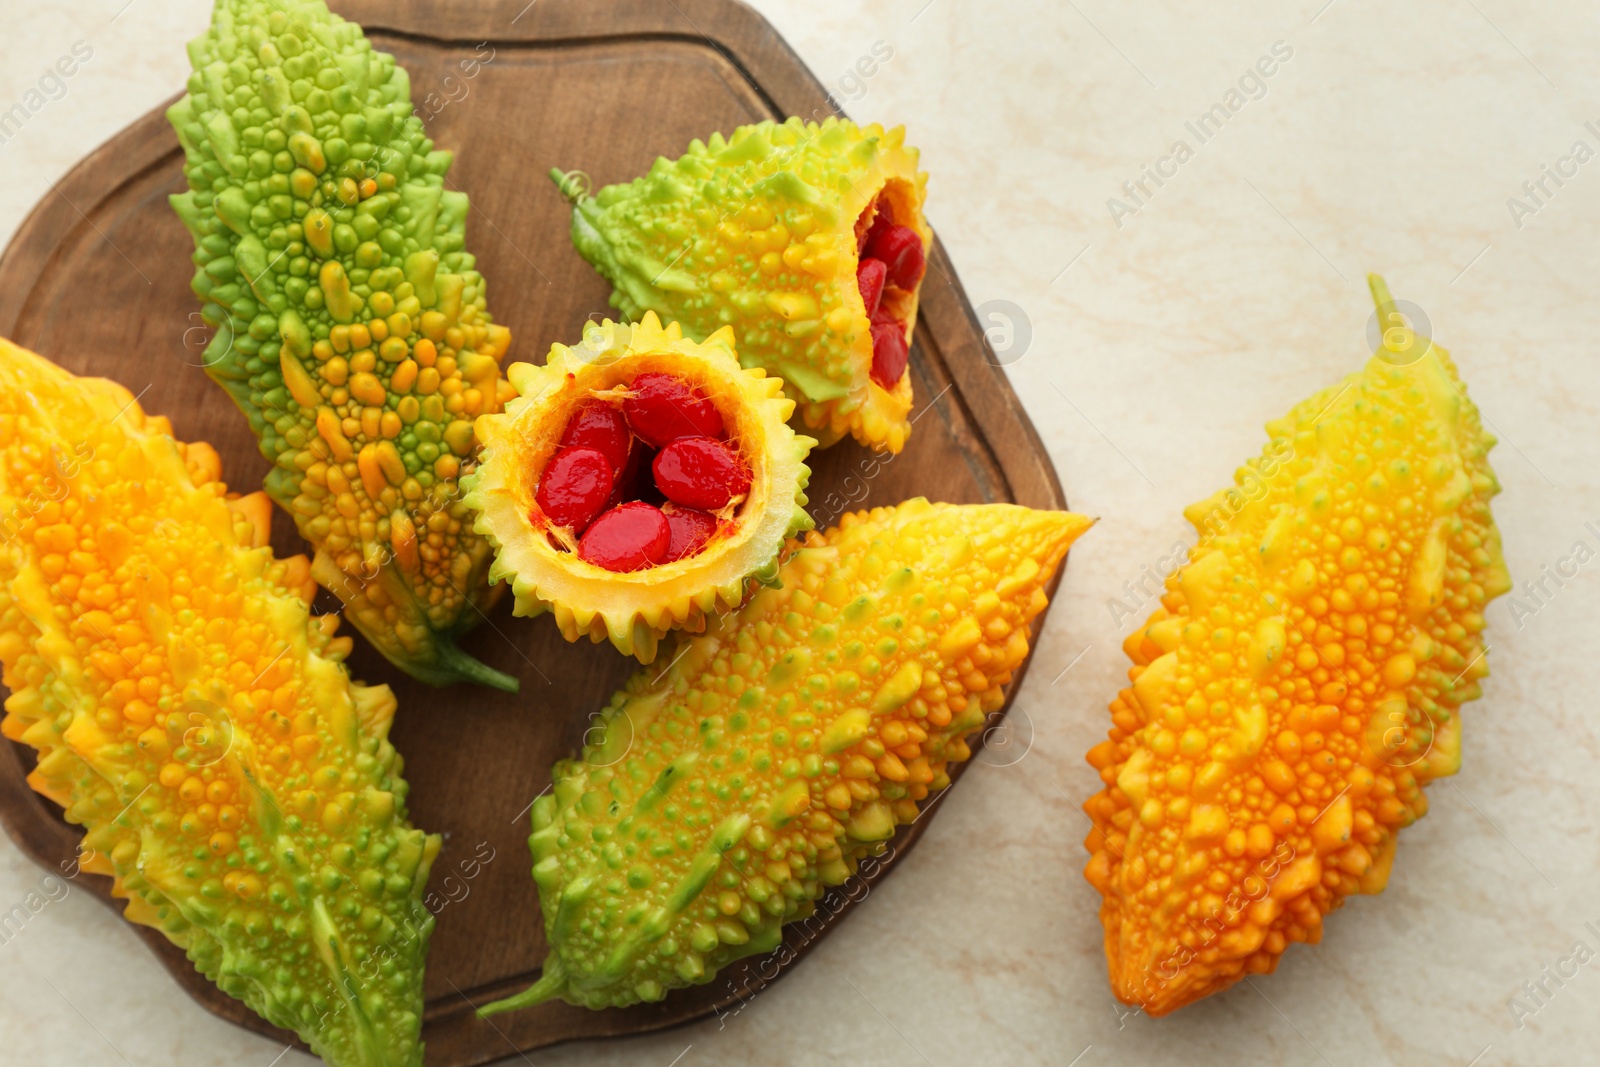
[3,2,1596,1065]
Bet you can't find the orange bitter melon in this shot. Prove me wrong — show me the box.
[0,338,439,1067]
[480,498,1091,1012]
[1082,277,1510,1015]
[167,0,516,690]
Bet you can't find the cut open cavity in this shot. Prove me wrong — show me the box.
[531,368,750,571]
[854,187,925,390]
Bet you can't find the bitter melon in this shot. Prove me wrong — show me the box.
[553,117,930,454]
[1083,277,1510,1015]
[167,0,516,690]
[480,498,1090,1012]
[465,313,814,663]
[0,338,439,1067]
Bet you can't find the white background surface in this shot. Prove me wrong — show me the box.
[3,2,1598,1065]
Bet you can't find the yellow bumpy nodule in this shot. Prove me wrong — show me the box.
[0,338,440,1067]
[481,499,1091,1013]
[1083,277,1511,1016]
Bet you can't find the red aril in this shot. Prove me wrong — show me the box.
[577,502,671,571]
[653,437,751,511]
[859,198,894,254]
[623,372,724,447]
[857,258,887,319]
[661,504,719,562]
[866,224,925,290]
[558,401,632,475]
[870,320,909,387]
[535,447,613,531]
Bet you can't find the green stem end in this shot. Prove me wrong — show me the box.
[478,957,566,1018]
[1368,273,1400,329]
[433,638,520,693]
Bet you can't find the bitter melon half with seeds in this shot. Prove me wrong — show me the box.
[554,117,930,454]
[167,0,516,689]
[1083,277,1510,1015]
[0,338,439,1067]
[465,312,815,663]
[480,499,1091,1013]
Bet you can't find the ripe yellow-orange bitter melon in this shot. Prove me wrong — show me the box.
[1082,277,1510,1016]
[479,499,1091,1013]
[465,313,815,663]
[167,0,516,690]
[0,339,440,1067]
[553,117,931,454]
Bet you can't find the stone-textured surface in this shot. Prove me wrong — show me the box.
[2,1,1595,1065]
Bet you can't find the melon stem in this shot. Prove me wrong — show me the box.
[477,956,567,1017]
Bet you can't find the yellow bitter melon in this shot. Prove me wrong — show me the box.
[167,0,517,690]
[479,499,1091,1013]
[0,338,440,1067]
[1083,277,1511,1016]
[554,117,930,453]
[465,313,815,663]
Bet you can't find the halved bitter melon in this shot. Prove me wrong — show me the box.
[464,313,814,662]
[552,116,931,454]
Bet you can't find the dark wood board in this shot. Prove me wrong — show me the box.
[0,0,1069,1062]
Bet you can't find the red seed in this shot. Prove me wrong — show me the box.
[653,437,751,511]
[535,447,613,531]
[856,257,887,319]
[866,224,925,290]
[870,320,909,387]
[559,401,632,475]
[622,372,723,448]
[578,502,672,571]
[661,504,719,562]
[859,197,895,254]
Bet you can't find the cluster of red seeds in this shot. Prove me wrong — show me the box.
[534,373,751,572]
[856,198,926,388]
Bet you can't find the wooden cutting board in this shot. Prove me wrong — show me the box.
[0,0,1068,1061]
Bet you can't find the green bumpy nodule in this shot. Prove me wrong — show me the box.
[167,0,515,690]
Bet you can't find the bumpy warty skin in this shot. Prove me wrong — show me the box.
[1083,280,1510,1016]
[167,0,516,689]
[481,499,1092,1012]
[0,338,440,1067]
[557,117,930,454]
